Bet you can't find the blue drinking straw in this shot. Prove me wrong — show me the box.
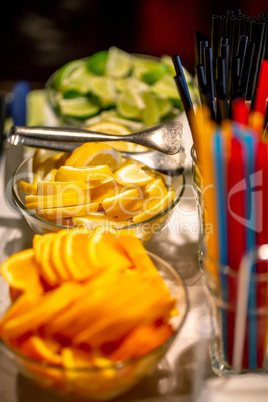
[233,125,257,369]
[212,129,228,360]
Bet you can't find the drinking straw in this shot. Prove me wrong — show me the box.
[194,31,208,65]
[172,55,196,136]
[241,15,249,35]
[232,98,249,125]
[246,21,266,100]
[226,136,247,366]
[215,57,228,122]
[253,60,268,118]
[203,47,216,119]
[233,17,242,57]
[226,10,234,39]
[211,15,220,64]
[199,40,208,66]
[195,64,211,109]
[237,35,249,80]
[240,42,255,98]
[220,43,229,89]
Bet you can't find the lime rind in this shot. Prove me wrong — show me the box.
[86,50,108,75]
[60,64,96,94]
[53,59,85,90]
[105,47,133,78]
[58,97,100,120]
[90,76,116,108]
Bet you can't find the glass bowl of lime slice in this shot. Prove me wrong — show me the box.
[11,146,185,242]
[45,46,198,132]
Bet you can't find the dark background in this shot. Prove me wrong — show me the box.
[0,0,267,89]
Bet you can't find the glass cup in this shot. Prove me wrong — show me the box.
[204,246,268,376]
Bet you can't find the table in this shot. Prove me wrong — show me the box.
[0,138,217,402]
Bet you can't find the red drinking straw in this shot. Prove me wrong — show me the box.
[232,98,249,125]
[255,142,268,368]
[254,60,268,117]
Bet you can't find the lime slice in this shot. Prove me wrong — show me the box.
[155,97,173,118]
[141,64,169,85]
[53,59,85,90]
[61,64,95,94]
[115,77,148,92]
[116,88,145,120]
[132,57,161,80]
[141,92,160,125]
[105,47,133,78]
[90,76,116,108]
[58,97,100,120]
[86,50,108,75]
[150,74,180,100]
[98,110,144,131]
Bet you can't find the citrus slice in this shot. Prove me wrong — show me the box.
[53,59,85,90]
[115,77,148,92]
[150,74,180,100]
[62,231,94,280]
[141,92,160,125]
[102,187,143,220]
[60,63,95,93]
[116,88,144,120]
[25,189,92,210]
[86,121,135,152]
[86,50,108,75]
[20,180,37,195]
[132,188,175,223]
[1,249,42,293]
[114,163,153,186]
[33,234,59,286]
[73,213,126,230]
[21,336,62,365]
[51,230,71,281]
[105,46,133,78]
[58,96,100,120]
[90,76,116,108]
[55,165,114,182]
[37,181,91,196]
[64,142,122,172]
[156,97,173,118]
[37,201,99,220]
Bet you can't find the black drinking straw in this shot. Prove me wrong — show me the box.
[220,43,229,90]
[172,55,195,131]
[237,35,248,77]
[240,42,255,97]
[233,17,242,57]
[195,64,212,109]
[246,20,266,99]
[216,56,228,121]
[211,15,220,64]
[194,31,208,65]
[199,40,208,66]
[226,10,234,39]
[203,47,216,119]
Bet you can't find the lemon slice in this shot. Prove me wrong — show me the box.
[37,181,91,196]
[64,142,122,171]
[102,188,142,220]
[105,46,133,78]
[114,164,153,186]
[86,121,136,152]
[55,165,114,182]
[58,96,100,120]
[90,76,116,108]
[37,202,99,220]
[132,188,175,223]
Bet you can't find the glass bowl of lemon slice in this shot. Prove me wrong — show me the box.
[0,230,188,401]
[11,142,185,242]
[45,46,198,133]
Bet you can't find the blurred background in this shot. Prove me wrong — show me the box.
[0,0,267,90]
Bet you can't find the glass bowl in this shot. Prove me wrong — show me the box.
[44,49,198,132]
[11,153,185,242]
[0,252,188,401]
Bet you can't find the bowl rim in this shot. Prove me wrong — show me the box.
[0,251,189,372]
[12,153,186,231]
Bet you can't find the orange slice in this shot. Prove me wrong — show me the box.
[64,142,122,172]
[55,165,114,182]
[20,336,62,365]
[1,248,43,293]
[33,234,59,286]
[51,230,72,281]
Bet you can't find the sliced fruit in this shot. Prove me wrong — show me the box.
[115,77,148,92]
[20,180,37,196]
[150,74,181,100]
[73,213,126,230]
[116,88,144,120]
[90,76,116,108]
[64,142,122,172]
[55,165,114,182]
[141,63,168,85]
[32,234,59,286]
[58,96,100,120]
[37,201,99,220]
[155,97,173,118]
[51,230,71,281]
[141,92,160,125]
[86,50,108,75]
[25,189,92,210]
[60,63,95,93]
[102,187,143,220]
[0,249,42,293]
[37,181,91,196]
[132,188,175,223]
[114,163,153,186]
[53,59,85,90]
[21,336,62,365]
[105,46,133,78]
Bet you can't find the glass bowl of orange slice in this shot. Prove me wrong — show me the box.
[0,230,188,401]
[11,129,185,242]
